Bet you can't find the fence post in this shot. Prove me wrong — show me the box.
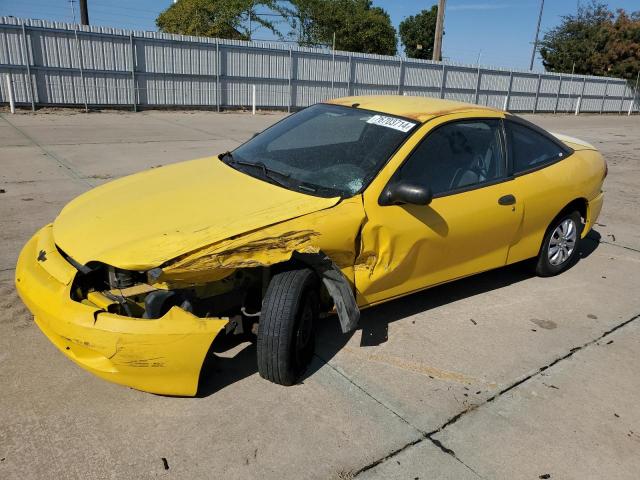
[128,33,137,112]
[287,48,293,113]
[619,83,627,115]
[252,84,256,115]
[631,71,640,116]
[74,28,89,112]
[397,57,403,95]
[568,70,576,113]
[6,73,15,113]
[347,54,353,96]
[331,46,335,96]
[600,78,608,114]
[575,76,586,115]
[216,39,220,112]
[503,71,513,111]
[440,64,447,99]
[474,66,481,105]
[20,22,36,111]
[554,75,562,114]
[533,74,542,113]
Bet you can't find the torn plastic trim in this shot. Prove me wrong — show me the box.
[293,252,360,333]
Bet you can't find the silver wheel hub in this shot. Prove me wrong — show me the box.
[548,218,577,266]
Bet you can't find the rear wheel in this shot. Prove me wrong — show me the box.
[257,269,318,386]
[535,211,582,277]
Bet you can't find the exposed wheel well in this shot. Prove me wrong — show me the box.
[268,251,360,333]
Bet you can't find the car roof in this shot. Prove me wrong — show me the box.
[324,95,502,123]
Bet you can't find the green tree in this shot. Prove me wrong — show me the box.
[288,0,397,55]
[602,10,640,80]
[540,1,640,80]
[156,0,290,40]
[399,6,438,60]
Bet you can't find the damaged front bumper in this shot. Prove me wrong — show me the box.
[15,225,228,396]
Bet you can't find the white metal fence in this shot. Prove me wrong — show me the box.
[1,16,638,114]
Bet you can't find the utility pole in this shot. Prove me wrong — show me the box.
[79,0,89,25]
[529,0,544,70]
[433,0,446,61]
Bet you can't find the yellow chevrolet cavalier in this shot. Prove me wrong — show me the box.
[16,96,606,395]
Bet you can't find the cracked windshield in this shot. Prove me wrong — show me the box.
[226,104,417,197]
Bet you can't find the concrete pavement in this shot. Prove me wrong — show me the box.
[1,108,638,479]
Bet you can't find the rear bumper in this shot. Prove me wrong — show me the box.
[15,225,228,396]
[583,191,604,238]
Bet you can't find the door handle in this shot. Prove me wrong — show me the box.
[498,194,516,206]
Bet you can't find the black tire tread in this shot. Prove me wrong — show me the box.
[257,268,316,386]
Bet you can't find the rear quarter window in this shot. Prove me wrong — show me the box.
[507,121,568,174]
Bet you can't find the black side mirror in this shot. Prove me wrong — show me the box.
[380,182,433,206]
[252,132,260,139]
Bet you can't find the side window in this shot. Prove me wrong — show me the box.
[507,121,567,174]
[395,119,505,196]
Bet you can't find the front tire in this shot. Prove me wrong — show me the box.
[257,269,318,386]
[535,210,582,277]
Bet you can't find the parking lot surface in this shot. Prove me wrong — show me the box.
[1,108,639,479]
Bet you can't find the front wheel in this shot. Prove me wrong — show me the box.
[257,269,318,386]
[535,211,582,277]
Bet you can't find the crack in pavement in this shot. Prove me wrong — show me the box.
[583,230,640,254]
[314,353,423,435]
[337,311,640,478]
[0,114,93,188]
[314,353,486,478]
[598,240,640,254]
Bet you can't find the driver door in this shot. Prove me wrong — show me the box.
[355,113,523,306]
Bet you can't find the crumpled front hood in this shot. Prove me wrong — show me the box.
[53,157,339,269]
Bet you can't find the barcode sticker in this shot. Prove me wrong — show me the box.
[366,115,416,132]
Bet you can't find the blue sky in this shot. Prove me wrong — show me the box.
[1,0,637,70]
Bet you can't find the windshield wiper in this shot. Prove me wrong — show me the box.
[220,152,342,197]
[220,152,291,189]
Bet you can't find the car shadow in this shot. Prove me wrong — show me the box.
[197,229,602,396]
[196,332,258,398]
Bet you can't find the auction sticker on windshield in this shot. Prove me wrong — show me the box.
[366,115,417,132]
